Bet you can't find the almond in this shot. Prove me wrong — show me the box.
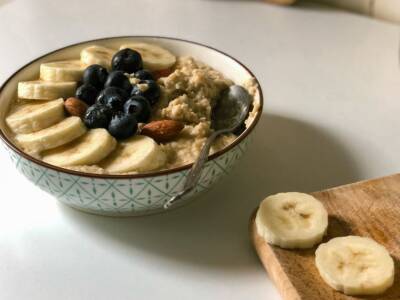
[141,120,184,143]
[64,97,88,118]
[153,67,174,80]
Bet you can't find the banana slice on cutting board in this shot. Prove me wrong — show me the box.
[15,116,86,153]
[100,135,166,173]
[18,80,76,100]
[315,236,394,295]
[80,45,115,69]
[40,60,85,82]
[42,129,116,167]
[255,192,328,249]
[6,98,65,134]
[119,42,176,71]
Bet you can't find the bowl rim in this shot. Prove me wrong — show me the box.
[0,35,264,179]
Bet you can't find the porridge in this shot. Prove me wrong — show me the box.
[5,42,259,174]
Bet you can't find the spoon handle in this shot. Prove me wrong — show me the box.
[163,131,220,209]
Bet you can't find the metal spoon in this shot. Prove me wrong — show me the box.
[163,85,252,209]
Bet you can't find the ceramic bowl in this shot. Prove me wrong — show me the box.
[0,36,263,216]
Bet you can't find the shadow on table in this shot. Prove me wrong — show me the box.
[60,113,361,272]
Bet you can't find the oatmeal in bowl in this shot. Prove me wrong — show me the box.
[0,37,263,216]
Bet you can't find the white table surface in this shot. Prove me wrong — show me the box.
[0,0,399,299]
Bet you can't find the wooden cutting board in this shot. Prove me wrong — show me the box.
[250,174,400,300]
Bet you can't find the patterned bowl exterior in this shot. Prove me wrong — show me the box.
[2,135,250,216]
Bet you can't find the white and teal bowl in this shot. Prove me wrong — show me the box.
[0,36,263,216]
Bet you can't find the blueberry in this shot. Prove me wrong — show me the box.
[131,80,160,105]
[83,105,112,129]
[111,48,143,74]
[134,69,154,81]
[104,71,132,93]
[82,64,108,89]
[107,95,125,111]
[97,87,129,108]
[108,112,138,140]
[123,96,151,123]
[75,83,98,105]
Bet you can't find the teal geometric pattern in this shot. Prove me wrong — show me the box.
[3,136,250,216]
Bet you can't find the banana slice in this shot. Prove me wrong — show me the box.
[315,236,394,295]
[100,135,166,173]
[255,192,328,249]
[80,45,115,69]
[42,129,116,167]
[6,98,65,134]
[40,60,85,82]
[119,42,176,71]
[15,116,87,153]
[18,80,76,100]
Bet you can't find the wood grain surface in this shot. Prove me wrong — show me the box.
[250,174,400,300]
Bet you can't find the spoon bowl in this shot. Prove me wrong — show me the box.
[212,85,252,132]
